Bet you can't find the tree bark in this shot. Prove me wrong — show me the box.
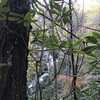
[0,0,30,100]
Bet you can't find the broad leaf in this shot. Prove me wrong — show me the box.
[92,32,100,39]
[85,36,97,44]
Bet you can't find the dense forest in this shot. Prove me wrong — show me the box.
[0,0,100,100]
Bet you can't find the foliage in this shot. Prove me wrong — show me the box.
[6,0,98,100]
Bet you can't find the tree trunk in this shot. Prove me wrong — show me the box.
[0,0,30,100]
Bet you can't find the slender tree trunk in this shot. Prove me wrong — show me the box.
[0,0,30,100]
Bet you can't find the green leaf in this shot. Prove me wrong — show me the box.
[82,45,97,54]
[50,1,61,17]
[62,8,70,24]
[60,40,72,48]
[73,39,82,47]
[54,3,61,10]
[44,35,59,49]
[24,10,36,27]
[89,60,97,65]
[85,36,97,44]
[92,32,100,39]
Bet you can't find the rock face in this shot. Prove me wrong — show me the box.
[27,72,49,96]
